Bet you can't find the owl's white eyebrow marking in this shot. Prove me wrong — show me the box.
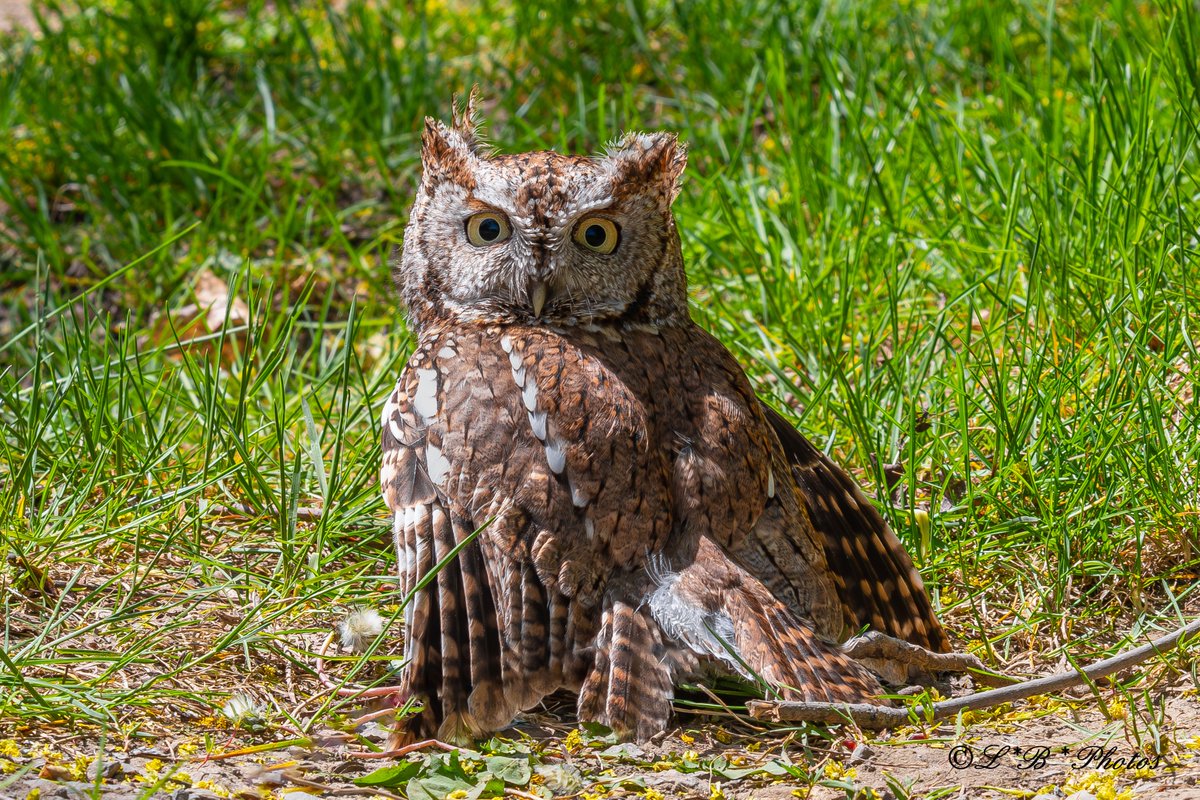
[425,442,451,485]
[413,368,439,422]
[552,199,618,229]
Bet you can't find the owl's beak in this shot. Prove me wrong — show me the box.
[529,280,548,318]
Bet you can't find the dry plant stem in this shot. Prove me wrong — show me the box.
[352,706,402,726]
[749,618,1200,729]
[504,790,543,800]
[346,739,459,759]
[278,768,404,799]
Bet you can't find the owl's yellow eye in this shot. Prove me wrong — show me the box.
[465,212,512,246]
[573,217,620,254]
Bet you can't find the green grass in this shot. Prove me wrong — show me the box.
[1,0,1199,776]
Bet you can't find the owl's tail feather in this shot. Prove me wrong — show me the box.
[742,600,887,705]
[393,505,510,746]
[578,596,673,742]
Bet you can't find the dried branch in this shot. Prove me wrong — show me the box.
[750,618,1200,729]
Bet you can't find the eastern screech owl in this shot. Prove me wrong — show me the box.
[380,97,948,743]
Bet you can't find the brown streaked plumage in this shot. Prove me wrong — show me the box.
[381,96,948,743]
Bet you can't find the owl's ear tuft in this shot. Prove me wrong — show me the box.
[608,132,688,203]
[450,86,484,140]
[421,116,479,188]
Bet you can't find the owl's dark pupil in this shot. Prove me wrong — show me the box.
[478,218,501,241]
[585,224,607,248]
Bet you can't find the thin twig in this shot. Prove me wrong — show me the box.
[346,739,459,759]
[277,768,405,799]
[749,618,1200,729]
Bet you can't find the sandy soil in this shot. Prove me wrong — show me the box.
[5,693,1200,799]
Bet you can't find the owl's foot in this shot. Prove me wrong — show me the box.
[843,631,1009,687]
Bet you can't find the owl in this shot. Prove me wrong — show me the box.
[380,97,950,743]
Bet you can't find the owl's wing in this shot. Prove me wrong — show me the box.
[758,402,950,653]
[651,538,885,703]
[381,371,514,743]
[381,329,674,742]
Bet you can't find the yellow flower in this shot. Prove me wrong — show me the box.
[563,729,585,753]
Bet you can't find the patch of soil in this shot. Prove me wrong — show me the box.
[5,694,1200,799]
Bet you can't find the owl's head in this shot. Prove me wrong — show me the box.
[395,97,689,330]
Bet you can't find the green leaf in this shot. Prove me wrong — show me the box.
[580,722,618,745]
[353,760,423,787]
[406,772,481,800]
[482,755,532,785]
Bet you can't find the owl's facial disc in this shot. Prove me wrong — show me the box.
[398,114,692,328]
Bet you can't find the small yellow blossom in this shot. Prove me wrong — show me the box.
[563,729,585,754]
[822,761,857,781]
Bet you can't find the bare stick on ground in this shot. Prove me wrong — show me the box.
[750,618,1200,729]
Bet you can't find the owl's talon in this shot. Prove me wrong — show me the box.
[844,631,1010,687]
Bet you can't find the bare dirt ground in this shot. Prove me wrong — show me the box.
[4,688,1200,799]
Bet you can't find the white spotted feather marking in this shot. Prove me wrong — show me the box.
[545,438,566,474]
[426,442,451,485]
[522,380,538,413]
[437,346,457,360]
[413,368,439,422]
[381,391,406,442]
[528,409,547,440]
